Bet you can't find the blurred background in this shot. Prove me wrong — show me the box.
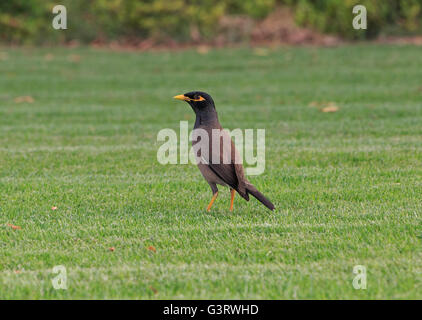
[1,0,421,300]
[1,0,422,47]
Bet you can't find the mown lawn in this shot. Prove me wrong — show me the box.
[0,45,421,299]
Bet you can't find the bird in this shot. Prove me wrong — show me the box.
[173,91,275,212]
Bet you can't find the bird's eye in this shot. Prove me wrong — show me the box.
[192,95,205,101]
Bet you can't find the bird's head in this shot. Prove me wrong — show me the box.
[173,91,215,113]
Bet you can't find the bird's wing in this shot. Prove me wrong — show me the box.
[230,138,248,198]
[202,155,238,190]
[204,128,248,198]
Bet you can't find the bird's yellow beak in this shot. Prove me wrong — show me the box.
[173,94,190,101]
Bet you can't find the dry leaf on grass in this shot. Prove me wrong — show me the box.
[14,96,34,104]
[109,247,115,252]
[309,101,340,113]
[321,104,339,113]
[196,45,210,55]
[7,223,21,230]
[147,245,156,253]
[149,286,158,294]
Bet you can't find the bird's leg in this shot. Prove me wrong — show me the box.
[230,189,235,211]
[206,192,218,212]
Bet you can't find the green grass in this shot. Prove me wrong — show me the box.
[0,45,421,299]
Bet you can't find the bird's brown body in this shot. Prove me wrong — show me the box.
[174,91,274,211]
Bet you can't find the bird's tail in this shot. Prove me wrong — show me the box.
[246,184,275,211]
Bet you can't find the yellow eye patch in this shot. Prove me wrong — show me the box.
[191,96,205,102]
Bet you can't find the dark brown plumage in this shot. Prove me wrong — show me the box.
[174,91,275,211]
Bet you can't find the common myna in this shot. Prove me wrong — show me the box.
[174,91,275,211]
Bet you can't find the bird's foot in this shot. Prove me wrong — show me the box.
[206,192,218,212]
[229,189,235,211]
